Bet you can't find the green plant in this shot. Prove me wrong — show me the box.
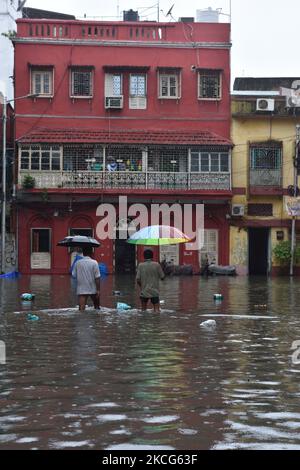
[22,175,35,189]
[41,188,49,202]
[273,241,300,265]
[1,30,17,40]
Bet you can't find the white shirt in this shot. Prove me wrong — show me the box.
[72,256,101,295]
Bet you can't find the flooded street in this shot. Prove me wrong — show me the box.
[1,274,300,450]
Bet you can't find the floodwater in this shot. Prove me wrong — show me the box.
[0,274,300,450]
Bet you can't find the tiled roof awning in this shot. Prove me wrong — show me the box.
[17,128,232,147]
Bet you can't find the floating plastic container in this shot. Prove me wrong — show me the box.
[117,302,131,311]
[27,314,39,321]
[21,293,35,301]
[112,290,122,296]
[214,294,223,301]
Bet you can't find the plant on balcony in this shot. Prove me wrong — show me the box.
[41,188,49,203]
[273,241,300,265]
[22,175,36,189]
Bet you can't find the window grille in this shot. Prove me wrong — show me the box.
[247,204,273,216]
[250,147,282,170]
[190,151,229,172]
[105,146,143,171]
[148,147,188,172]
[71,68,93,97]
[130,74,146,97]
[105,73,123,97]
[63,145,103,171]
[198,70,221,99]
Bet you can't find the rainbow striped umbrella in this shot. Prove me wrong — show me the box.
[127,225,191,246]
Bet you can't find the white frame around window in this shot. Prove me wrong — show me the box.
[190,151,229,173]
[198,70,222,100]
[105,73,123,97]
[19,145,63,172]
[129,73,147,110]
[158,71,181,99]
[31,68,53,97]
[70,68,93,98]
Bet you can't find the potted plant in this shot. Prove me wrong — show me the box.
[273,241,300,274]
[22,175,36,189]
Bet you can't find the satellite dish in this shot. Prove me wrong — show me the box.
[166,4,175,17]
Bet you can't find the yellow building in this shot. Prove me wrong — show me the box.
[231,77,300,275]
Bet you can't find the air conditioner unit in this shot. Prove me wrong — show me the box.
[256,98,275,112]
[231,204,245,217]
[286,95,300,108]
[105,96,124,109]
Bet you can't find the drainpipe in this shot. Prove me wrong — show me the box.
[290,124,300,276]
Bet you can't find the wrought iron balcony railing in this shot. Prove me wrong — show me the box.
[19,170,231,191]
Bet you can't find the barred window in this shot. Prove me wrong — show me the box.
[198,70,221,99]
[105,73,123,97]
[130,74,146,97]
[31,68,53,96]
[190,152,229,172]
[159,73,180,99]
[148,148,188,172]
[20,145,61,171]
[250,147,282,169]
[71,68,93,97]
[63,145,103,171]
[247,204,273,216]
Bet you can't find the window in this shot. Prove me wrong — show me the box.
[159,72,180,99]
[70,68,93,98]
[63,145,103,171]
[105,73,123,97]
[20,145,62,171]
[200,229,219,266]
[190,152,229,173]
[198,70,221,100]
[129,74,147,109]
[247,204,273,216]
[31,68,53,96]
[250,146,282,170]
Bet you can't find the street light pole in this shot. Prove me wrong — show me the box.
[1,94,7,274]
[290,124,300,276]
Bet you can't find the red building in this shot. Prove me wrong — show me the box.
[14,17,232,274]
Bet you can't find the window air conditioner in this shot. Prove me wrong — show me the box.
[105,96,124,109]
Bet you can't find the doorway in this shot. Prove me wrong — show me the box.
[31,228,51,269]
[115,239,136,273]
[249,228,269,275]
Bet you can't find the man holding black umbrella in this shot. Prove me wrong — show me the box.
[72,246,101,311]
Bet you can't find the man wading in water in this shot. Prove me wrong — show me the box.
[72,246,101,311]
[136,249,165,312]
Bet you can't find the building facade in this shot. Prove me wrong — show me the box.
[14,17,232,274]
[231,77,300,275]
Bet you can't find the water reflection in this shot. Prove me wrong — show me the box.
[0,275,300,449]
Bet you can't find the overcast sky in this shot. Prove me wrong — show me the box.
[24,0,300,84]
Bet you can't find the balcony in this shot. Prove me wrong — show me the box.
[19,170,231,192]
[249,169,282,195]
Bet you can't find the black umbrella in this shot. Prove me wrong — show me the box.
[57,235,101,248]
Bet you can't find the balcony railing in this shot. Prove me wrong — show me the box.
[19,171,231,191]
[250,169,282,187]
